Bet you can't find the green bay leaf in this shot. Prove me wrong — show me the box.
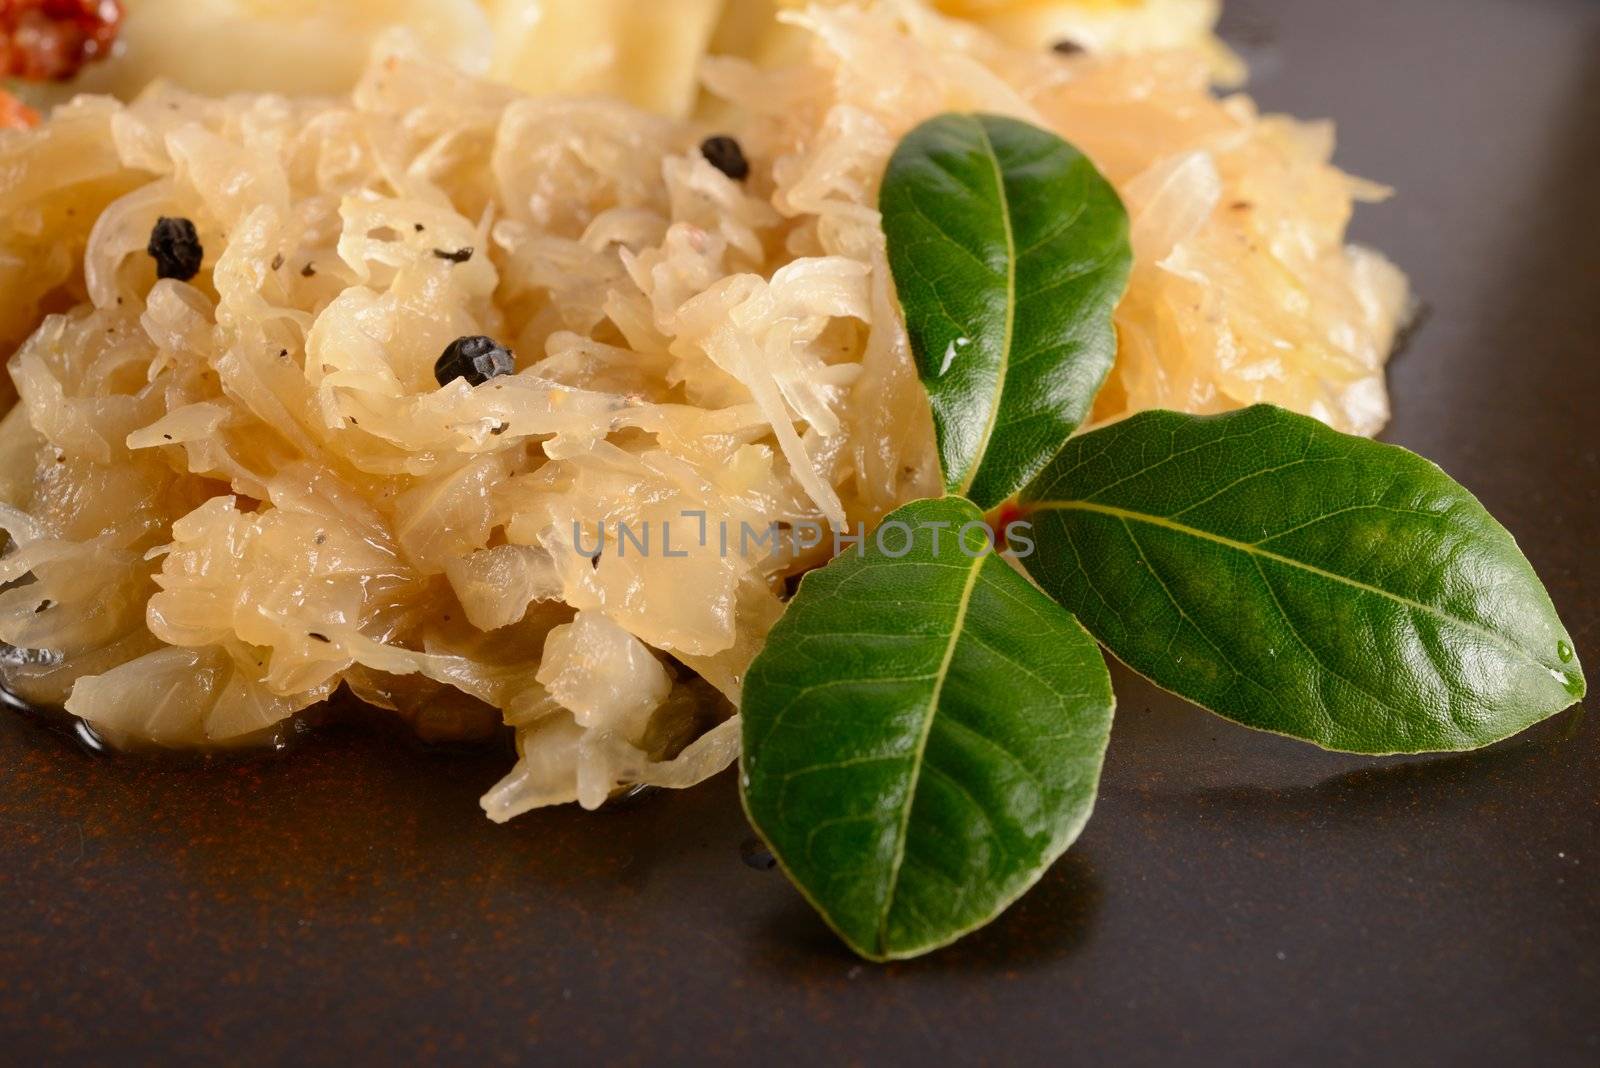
[1020,404,1585,754]
[880,113,1131,510]
[740,496,1114,960]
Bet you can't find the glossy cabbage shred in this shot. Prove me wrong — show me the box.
[0,1,1407,818]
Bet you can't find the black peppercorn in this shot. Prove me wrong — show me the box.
[147,216,204,281]
[699,135,749,181]
[740,838,777,871]
[434,335,514,387]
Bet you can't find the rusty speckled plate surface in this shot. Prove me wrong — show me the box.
[2,0,1597,1063]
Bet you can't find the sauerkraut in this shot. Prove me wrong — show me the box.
[18,1,1232,117]
[0,0,1407,819]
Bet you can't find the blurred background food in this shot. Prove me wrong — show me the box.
[6,0,1235,117]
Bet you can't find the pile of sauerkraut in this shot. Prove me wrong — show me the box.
[0,0,1407,818]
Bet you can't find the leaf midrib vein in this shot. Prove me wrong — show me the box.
[1030,498,1545,666]
[874,550,986,955]
[955,119,1016,498]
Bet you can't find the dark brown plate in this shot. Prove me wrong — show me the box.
[2,0,1597,1062]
